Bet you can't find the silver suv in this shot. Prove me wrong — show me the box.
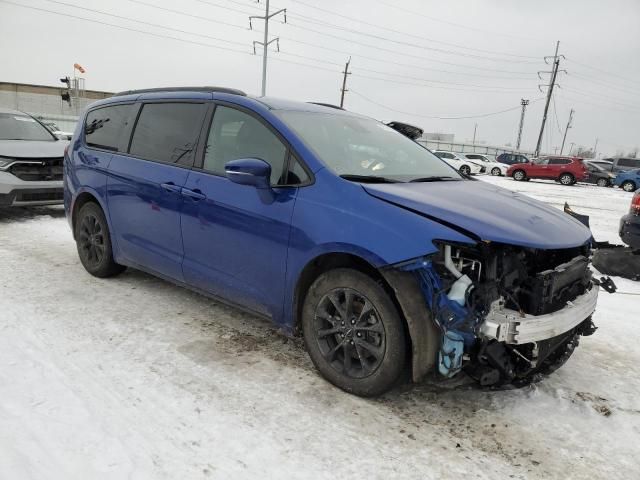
[0,108,68,206]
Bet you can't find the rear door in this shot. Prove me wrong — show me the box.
[547,157,571,178]
[180,103,308,318]
[106,101,207,280]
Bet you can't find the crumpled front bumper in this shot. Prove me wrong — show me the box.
[480,286,599,344]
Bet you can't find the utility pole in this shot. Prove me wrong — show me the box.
[339,57,351,108]
[535,41,565,157]
[249,0,286,96]
[516,99,529,150]
[592,138,599,158]
[472,123,478,147]
[560,108,574,155]
[569,142,575,155]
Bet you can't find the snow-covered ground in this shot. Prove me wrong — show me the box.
[0,177,638,480]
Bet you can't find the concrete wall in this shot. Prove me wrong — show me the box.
[0,82,112,132]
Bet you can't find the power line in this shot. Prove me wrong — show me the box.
[277,0,542,60]
[565,58,638,87]
[350,90,543,119]
[127,0,537,80]
[568,72,640,97]
[375,0,546,42]
[36,0,250,49]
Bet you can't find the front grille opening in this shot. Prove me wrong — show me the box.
[8,158,64,181]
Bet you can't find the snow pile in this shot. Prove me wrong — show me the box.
[0,177,638,479]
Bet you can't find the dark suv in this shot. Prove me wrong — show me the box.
[508,156,589,185]
[496,153,529,165]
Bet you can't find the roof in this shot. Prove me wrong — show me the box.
[113,86,246,97]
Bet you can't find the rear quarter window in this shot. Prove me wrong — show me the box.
[85,104,134,152]
[618,158,640,168]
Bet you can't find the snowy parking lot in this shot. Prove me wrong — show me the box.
[1,176,639,480]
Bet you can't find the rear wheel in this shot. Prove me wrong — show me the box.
[75,202,125,278]
[512,169,526,181]
[596,178,609,187]
[559,173,575,185]
[491,167,502,176]
[459,165,471,176]
[622,180,637,192]
[302,268,406,397]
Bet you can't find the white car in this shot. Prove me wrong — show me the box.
[462,153,509,176]
[432,150,484,175]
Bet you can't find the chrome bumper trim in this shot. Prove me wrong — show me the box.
[480,286,598,344]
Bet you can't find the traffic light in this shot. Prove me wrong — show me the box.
[60,76,72,106]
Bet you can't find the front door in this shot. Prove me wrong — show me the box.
[106,101,207,280]
[181,104,302,318]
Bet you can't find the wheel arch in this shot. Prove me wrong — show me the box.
[292,251,439,383]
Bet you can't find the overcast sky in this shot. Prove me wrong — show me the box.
[1,0,639,155]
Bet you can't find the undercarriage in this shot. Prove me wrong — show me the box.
[398,241,600,386]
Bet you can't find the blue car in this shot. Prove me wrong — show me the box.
[614,168,640,192]
[64,87,598,396]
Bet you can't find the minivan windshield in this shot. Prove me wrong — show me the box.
[275,111,462,182]
[0,113,56,141]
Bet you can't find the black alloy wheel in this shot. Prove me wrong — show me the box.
[314,288,386,379]
[302,268,407,397]
[75,202,125,277]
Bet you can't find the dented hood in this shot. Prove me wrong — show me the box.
[363,181,592,249]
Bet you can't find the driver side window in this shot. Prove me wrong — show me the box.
[204,106,287,185]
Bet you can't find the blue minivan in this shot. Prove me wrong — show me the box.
[65,87,599,396]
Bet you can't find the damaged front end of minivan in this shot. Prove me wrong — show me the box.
[385,241,600,387]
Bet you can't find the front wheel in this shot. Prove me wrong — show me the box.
[302,268,407,397]
[75,202,126,278]
[622,180,637,192]
[491,167,502,176]
[559,173,575,185]
[459,165,471,176]
[512,169,526,181]
[596,178,609,187]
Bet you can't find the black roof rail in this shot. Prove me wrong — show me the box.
[307,102,345,110]
[113,86,247,97]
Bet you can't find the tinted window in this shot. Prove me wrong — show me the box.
[618,158,640,167]
[0,113,55,141]
[286,154,311,185]
[85,104,133,152]
[534,158,549,165]
[549,158,571,165]
[203,106,287,184]
[129,103,206,165]
[437,152,454,159]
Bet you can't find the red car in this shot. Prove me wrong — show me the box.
[507,156,589,185]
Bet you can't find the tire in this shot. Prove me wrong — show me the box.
[622,180,637,192]
[596,178,609,187]
[75,202,126,278]
[512,169,526,181]
[491,167,502,176]
[559,173,575,186]
[301,268,407,397]
[459,165,471,176]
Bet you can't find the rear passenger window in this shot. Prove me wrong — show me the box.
[203,106,288,185]
[129,103,206,166]
[85,104,133,152]
[549,158,571,165]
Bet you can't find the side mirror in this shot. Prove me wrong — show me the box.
[225,158,272,189]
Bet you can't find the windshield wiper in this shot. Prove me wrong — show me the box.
[339,174,402,183]
[409,176,458,182]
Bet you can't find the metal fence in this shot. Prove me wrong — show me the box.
[417,140,535,159]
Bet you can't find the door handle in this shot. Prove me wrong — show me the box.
[181,187,207,201]
[161,182,182,193]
